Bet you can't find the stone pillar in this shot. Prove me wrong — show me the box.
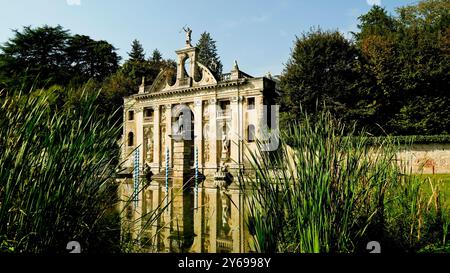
[192,99,203,253]
[170,137,194,252]
[207,99,218,170]
[172,138,192,184]
[255,96,264,140]
[230,187,242,253]
[194,99,203,167]
[134,108,144,239]
[192,187,204,253]
[163,188,172,252]
[206,187,219,253]
[230,96,242,167]
[165,104,172,167]
[152,106,160,170]
[177,54,185,80]
[136,108,144,167]
[150,182,161,252]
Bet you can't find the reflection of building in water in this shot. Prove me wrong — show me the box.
[117,32,277,253]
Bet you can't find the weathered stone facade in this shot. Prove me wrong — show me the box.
[118,39,277,253]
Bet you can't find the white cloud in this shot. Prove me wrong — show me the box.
[67,0,81,6]
[366,0,381,6]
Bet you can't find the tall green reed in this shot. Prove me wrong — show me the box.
[0,87,121,253]
[242,110,447,253]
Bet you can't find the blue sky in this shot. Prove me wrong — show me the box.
[0,0,416,76]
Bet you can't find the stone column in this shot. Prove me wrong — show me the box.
[194,99,203,167]
[170,137,194,252]
[150,182,161,252]
[193,98,204,253]
[163,187,172,252]
[206,187,219,253]
[255,95,264,140]
[230,97,242,167]
[165,104,172,167]
[192,187,204,253]
[230,187,242,253]
[136,108,144,167]
[172,138,192,184]
[134,108,144,239]
[152,106,160,170]
[207,99,218,170]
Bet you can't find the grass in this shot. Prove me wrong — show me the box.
[415,174,450,207]
[0,86,184,253]
[0,87,123,253]
[243,110,450,253]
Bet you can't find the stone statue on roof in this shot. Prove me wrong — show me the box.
[182,26,192,47]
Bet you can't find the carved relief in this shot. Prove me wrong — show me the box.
[160,106,167,123]
[160,125,166,163]
[144,127,154,163]
[203,124,210,163]
[203,101,209,119]
[204,194,210,235]
[220,192,231,237]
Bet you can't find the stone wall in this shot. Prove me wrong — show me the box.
[396,144,450,174]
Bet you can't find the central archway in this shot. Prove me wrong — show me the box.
[171,104,195,167]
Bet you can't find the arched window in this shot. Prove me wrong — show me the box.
[248,124,255,143]
[128,132,134,147]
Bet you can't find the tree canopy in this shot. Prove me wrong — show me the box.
[279,29,367,127]
[196,32,223,78]
[0,25,120,89]
[279,0,450,135]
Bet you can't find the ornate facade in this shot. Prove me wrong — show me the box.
[118,34,277,253]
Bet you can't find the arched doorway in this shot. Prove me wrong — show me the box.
[171,104,195,167]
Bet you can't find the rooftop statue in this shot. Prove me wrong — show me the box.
[182,26,192,47]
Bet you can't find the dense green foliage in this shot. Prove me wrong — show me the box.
[196,32,223,78]
[0,27,176,126]
[279,0,450,135]
[279,29,367,126]
[0,25,120,89]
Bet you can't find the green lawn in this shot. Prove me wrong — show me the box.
[414,174,450,207]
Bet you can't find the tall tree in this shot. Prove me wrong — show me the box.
[122,42,156,87]
[127,39,146,62]
[0,25,120,89]
[149,48,163,64]
[355,6,401,133]
[356,6,397,40]
[397,0,450,29]
[279,29,367,127]
[356,1,450,134]
[392,0,450,134]
[196,32,223,78]
[0,25,70,88]
[66,35,120,83]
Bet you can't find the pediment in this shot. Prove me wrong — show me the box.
[194,62,218,86]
